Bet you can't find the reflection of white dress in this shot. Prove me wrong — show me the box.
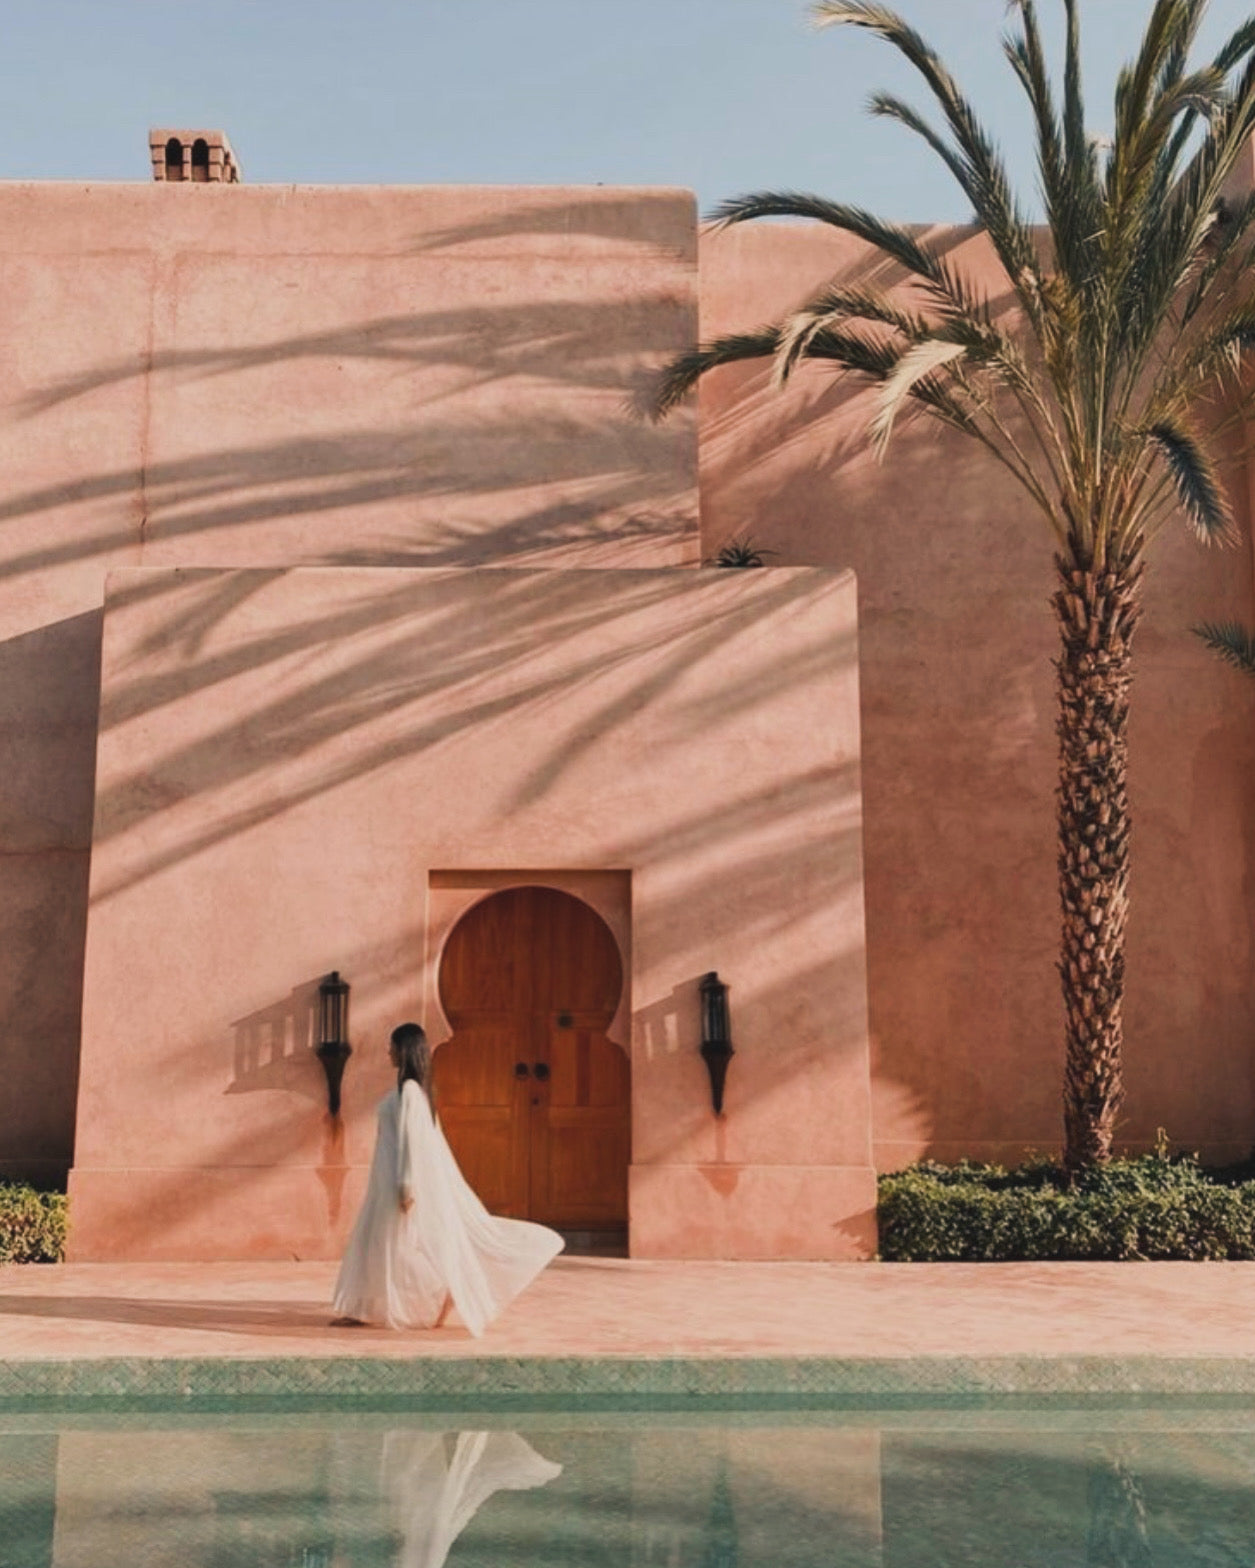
[333,1080,563,1335]
[381,1431,562,1568]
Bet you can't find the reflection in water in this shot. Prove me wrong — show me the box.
[0,1434,56,1568]
[37,1426,564,1568]
[381,1431,562,1568]
[16,1410,1255,1568]
[881,1424,1255,1568]
[701,1455,739,1568]
[1087,1451,1152,1568]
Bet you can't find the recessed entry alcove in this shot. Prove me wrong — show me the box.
[69,565,874,1262]
[424,871,631,1244]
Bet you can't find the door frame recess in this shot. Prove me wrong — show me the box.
[423,869,632,1054]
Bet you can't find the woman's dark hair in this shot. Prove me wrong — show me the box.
[391,1021,433,1105]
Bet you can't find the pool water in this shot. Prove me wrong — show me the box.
[3,1404,1255,1566]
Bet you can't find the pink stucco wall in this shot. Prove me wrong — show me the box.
[698,221,1255,1168]
[5,169,1255,1213]
[0,182,697,1186]
[68,566,874,1261]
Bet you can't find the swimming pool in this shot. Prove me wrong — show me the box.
[4,1403,1255,1567]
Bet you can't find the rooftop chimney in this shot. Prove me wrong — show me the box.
[149,129,240,184]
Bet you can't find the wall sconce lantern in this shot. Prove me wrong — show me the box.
[698,971,734,1116]
[316,970,352,1116]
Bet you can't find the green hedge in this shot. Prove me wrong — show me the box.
[0,1181,67,1263]
[877,1153,1255,1261]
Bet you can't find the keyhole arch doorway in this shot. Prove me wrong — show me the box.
[434,884,630,1231]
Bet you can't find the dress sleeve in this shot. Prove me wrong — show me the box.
[396,1079,428,1203]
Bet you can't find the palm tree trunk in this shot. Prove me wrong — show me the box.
[1052,550,1142,1171]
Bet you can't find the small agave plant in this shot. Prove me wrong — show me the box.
[708,535,778,568]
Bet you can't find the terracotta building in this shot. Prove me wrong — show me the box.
[2,131,1252,1260]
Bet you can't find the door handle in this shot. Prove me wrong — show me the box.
[514,1062,530,1078]
[533,1062,550,1082]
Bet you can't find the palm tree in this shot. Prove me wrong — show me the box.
[653,0,1255,1170]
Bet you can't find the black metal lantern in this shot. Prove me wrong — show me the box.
[315,970,352,1117]
[698,971,734,1116]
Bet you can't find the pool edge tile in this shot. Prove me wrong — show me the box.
[6,1355,1255,1405]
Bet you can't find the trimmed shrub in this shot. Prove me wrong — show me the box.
[0,1181,67,1263]
[878,1153,1255,1262]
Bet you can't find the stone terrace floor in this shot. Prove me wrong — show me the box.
[1,1257,1253,1361]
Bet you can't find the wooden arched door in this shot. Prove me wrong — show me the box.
[435,886,629,1229]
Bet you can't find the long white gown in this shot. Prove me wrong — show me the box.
[333,1078,564,1335]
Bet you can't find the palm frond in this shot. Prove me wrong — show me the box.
[1061,0,1088,179]
[869,339,966,456]
[1056,0,1105,286]
[1104,66,1229,377]
[707,191,959,300]
[1112,1,1205,162]
[1180,303,1255,386]
[1195,619,1255,674]
[1104,48,1255,426]
[794,324,904,380]
[651,310,931,422]
[785,281,931,339]
[650,328,781,420]
[1146,419,1236,542]
[773,281,930,385]
[1055,0,1108,443]
[867,92,974,196]
[1181,190,1255,324]
[1153,0,1206,92]
[1002,8,1066,277]
[1213,18,1255,74]
[659,313,990,452]
[1110,65,1226,213]
[813,1,1036,283]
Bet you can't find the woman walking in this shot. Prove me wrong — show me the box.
[332,1022,563,1333]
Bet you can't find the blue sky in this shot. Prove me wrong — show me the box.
[5,1,1255,218]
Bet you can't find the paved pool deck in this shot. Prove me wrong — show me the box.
[1,1257,1253,1361]
[2,1258,1255,1401]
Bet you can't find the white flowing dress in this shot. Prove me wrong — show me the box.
[333,1079,563,1334]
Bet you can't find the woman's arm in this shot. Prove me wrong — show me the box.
[396,1080,425,1212]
